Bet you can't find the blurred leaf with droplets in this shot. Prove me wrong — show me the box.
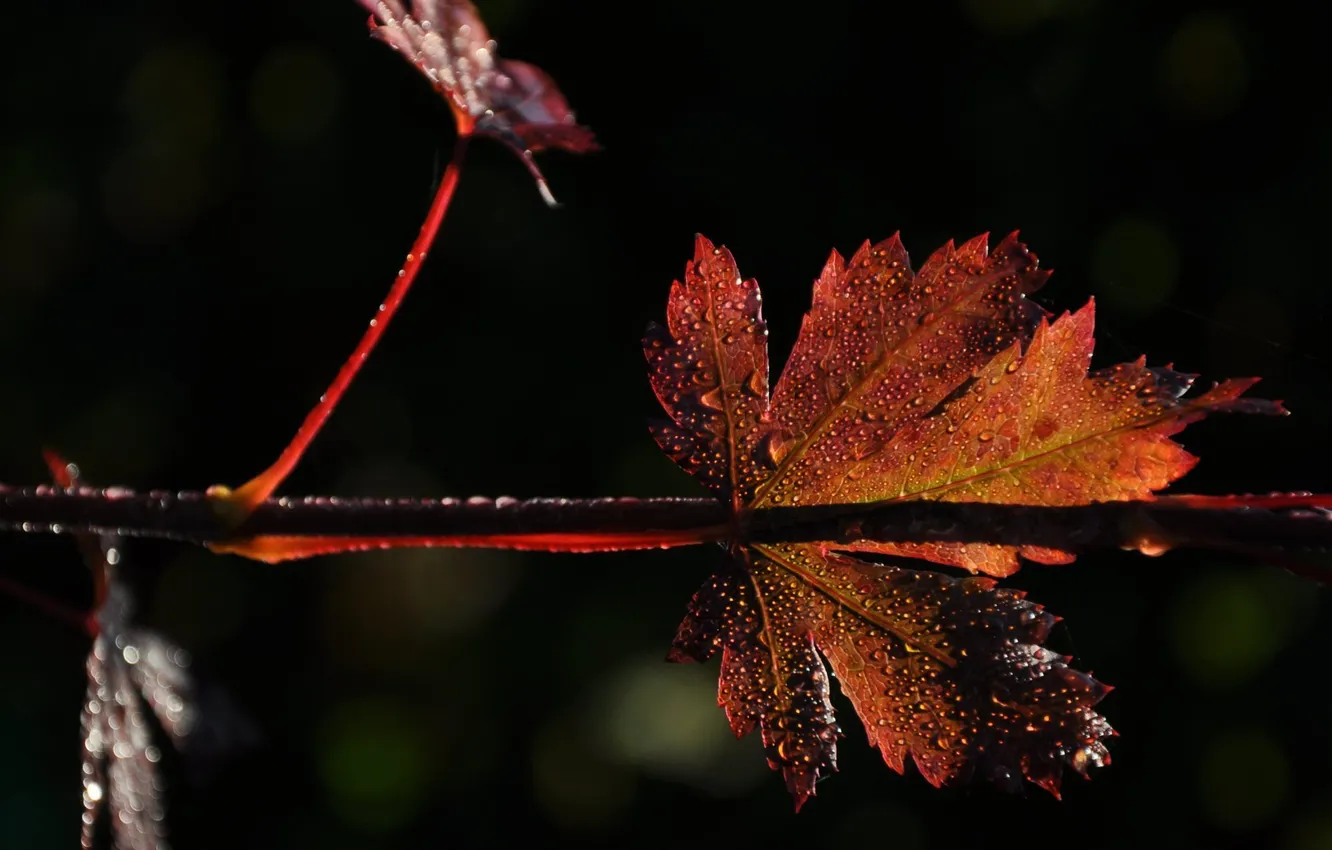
[355,0,598,205]
[44,454,198,850]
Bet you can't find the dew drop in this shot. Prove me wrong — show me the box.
[745,369,767,398]
[764,431,799,467]
[699,386,725,411]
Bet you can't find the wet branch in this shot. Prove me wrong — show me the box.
[1,484,1330,567]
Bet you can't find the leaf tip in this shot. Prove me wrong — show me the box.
[1037,776,1064,800]
[664,646,695,664]
[791,790,813,813]
[41,447,76,486]
[786,766,830,813]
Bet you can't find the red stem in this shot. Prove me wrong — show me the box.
[1157,493,1332,510]
[208,527,732,564]
[226,134,472,513]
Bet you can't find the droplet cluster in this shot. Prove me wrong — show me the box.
[82,575,196,850]
[364,0,501,117]
[756,232,1048,508]
[645,235,770,510]
[359,0,597,201]
[835,301,1280,575]
[669,556,839,810]
[758,544,1113,795]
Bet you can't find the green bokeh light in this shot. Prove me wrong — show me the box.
[1198,727,1288,830]
[104,42,225,243]
[595,655,766,796]
[1285,800,1332,850]
[121,43,225,147]
[964,0,1068,34]
[533,713,635,830]
[1159,13,1248,118]
[317,698,430,832]
[839,802,925,850]
[317,459,522,674]
[0,141,77,299]
[1091,217,1179,312]
[251,45,342,149]
[1171,567,1317,689]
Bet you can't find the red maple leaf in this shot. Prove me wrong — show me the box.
[647,233,1281,808]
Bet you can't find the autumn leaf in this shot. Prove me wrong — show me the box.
[357,0,598,205]
[825,302,1278,576]
[648,233,1278,807]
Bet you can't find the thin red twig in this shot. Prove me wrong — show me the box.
[222,134,472,514]
[208,527,732,563]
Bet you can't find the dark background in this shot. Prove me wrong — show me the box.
[2,0,1330,847]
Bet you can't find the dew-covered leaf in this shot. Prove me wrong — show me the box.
[667,557,840,809]
[648,233,1280,568]
[644,235,770,511]
[649,232,1281,807]
[667,545,1112,805]
[357,0,598,203]
[760,544,1112,795]
[834,301,1283,575]
[756,232,1049,509]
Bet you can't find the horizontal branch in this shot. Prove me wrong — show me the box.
[0,486,730,543]
[748,497,1332,563]
[1,484,1330,570]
